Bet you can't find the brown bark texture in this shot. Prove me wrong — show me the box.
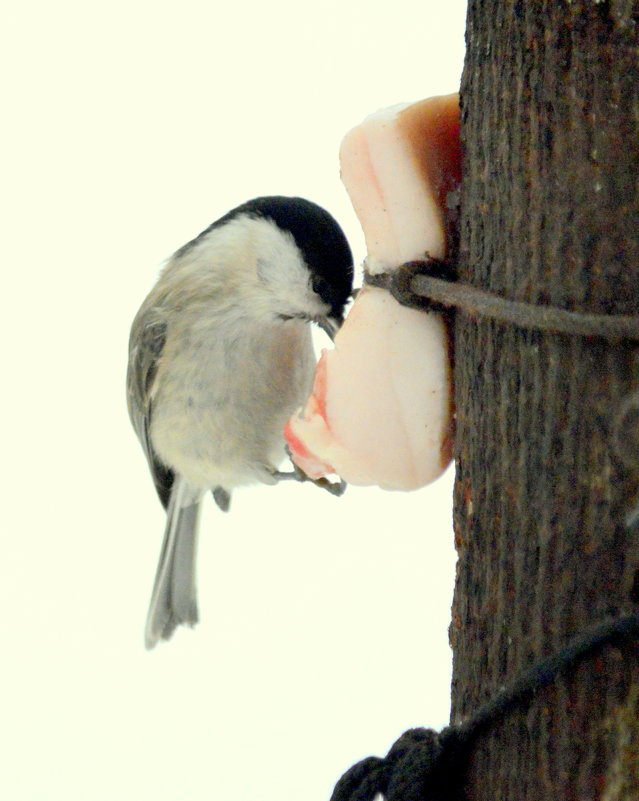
[451,1,639,800]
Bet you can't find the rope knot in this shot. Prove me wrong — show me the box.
[391,261,454,313]
[365,258,454,313]
[328,616,639,801]
[330,727,462,801]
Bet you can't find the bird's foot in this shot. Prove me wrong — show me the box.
[273,448,347,497]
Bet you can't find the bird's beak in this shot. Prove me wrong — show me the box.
[317,315,342,341]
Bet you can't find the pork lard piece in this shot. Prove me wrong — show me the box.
[340,94,461,271]
[285,95,461,490]
[285,285,453,489]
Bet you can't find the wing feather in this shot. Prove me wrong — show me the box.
[127,310,174,508]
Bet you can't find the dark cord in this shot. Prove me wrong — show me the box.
[365,260,639,341]
[330,614,639,801]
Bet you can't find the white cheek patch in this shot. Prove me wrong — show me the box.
[252,221,328,318]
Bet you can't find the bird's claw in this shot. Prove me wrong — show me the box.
[273,448,347,497]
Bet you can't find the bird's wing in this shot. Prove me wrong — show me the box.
[127,309,174,509]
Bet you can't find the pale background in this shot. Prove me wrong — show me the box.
[2,1,466,799]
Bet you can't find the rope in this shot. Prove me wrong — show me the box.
[330,614,639,801]
[365,260,639,341]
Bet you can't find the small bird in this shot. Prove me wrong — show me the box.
[127,196,354,648]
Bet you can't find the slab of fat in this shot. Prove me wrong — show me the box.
[286,94,461,490]
[339,94,461,272]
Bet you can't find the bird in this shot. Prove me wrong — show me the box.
[127,196,354,648]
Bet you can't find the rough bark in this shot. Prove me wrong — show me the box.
[451,1,639,799]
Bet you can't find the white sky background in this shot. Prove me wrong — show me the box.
[2,1,467,799]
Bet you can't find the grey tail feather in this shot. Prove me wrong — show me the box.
[145,477,202,649]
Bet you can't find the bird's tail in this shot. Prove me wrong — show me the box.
[145,477,202,649]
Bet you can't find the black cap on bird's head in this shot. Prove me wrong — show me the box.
[174,195,354,328]
[226,196,354,320]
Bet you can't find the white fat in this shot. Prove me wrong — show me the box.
[288,288,452,490]
[339,107,445,270]
[287,95,461,490]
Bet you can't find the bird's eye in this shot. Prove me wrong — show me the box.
[311,274,329,299]
[278,312,308,322]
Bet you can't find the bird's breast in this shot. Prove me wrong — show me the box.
[150,318,315,489]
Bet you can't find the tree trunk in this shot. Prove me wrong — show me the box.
[451,1,639,799]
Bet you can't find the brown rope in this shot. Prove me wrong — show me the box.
[365,261,639,341]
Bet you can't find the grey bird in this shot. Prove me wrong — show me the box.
[127,196,353,648]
